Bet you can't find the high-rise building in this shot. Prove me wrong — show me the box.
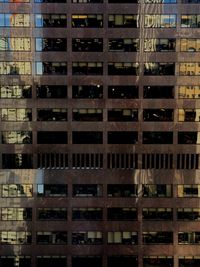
[0,0,199,266]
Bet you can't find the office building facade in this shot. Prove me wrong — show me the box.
[0,0,199,266]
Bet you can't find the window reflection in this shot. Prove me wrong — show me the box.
[0,14,30,27]
[2,131,32,144]
[178,109,200,121]
[144,14,176,28]
[179,63,200,75]
[1,108,32,121]
[144,38,175,52]
[0,85,31,98]
[180,39,200,52]
[1,232,31,244]
[178,85,200,98]
[2,184,33,197]
[144,63,175,75]
[1,208,32,221]
[0,37,30,51]
[0,62,31,75]
[181,15,200,28]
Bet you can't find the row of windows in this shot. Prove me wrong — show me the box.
[2,183,200,198]
[2,108,200,122]
[0,37,179,52]
[4,61,200,76]
[2,14,200,28]
[0,0,198,3]
[5,61,200,76]
[2,131,200,145]
[3,231,200,245]
[2,255,200,267]
[0,61,176,75]
[0,85,198,99]
[2,207,200,221]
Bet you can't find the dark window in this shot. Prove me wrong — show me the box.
[178,232,200,244]
[72,14,103,28]
[108,14,138,28]
[143,256,173,267]
[143,109,173,121]
[178,132,198,144]
[37,131,68,144]
[72,131,103,144]
[72,231,103,245]
[179,257,200,267]
[36,38,67,51]
[1,256,31,267]
[144,63,175,75]
[72,208,103,220]
[72,256,102,267]
[143,86,174,99]
[73,109,103,121]
[37,184,67,197]
[107,184,137,197]
[36,231,67,244]
[73,184,103,197]
[37,109,67,121]
[37,208,67,220]
[108,38,139,52]
[107,256,138,267]
[109,0,138,2]
[72,85,103,98]
[142,208,173,220]
[177,208,200,221]
[72,62,103,75]
[36,62,67,75]
[143,132,173,144]
[107,208,137,220]
[37,257,67,267]
[72,38,103,52]
[108,131,138,144]
[142,184,172,197]
[143,232,173,244]
[108,109,138,121]
[2,154,33,169]
[108,86,138,99]
[108,62,139,75]
[36,85,67,98]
